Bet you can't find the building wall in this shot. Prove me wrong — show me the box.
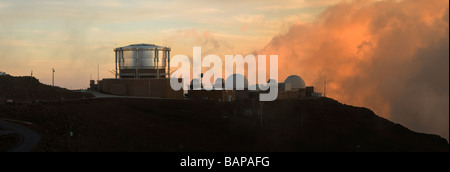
[298,88,307,98]
[189,90,236,102]
[89,80,97,91]
[235,90,250,101]
[306,86,314,97]
[188,86,317,101]
[99,78,183,98]
[119,69,166,78]
[276,87,312,99]
[277,90,300,99]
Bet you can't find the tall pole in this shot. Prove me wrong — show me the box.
[136,49,140,79]
[120,51,124,78]
[156,49,159,79]
[168,50,170,78]
[115,50,118,79]
[52,68,55,86]
[324,75,327,97]
[97,63,99,91]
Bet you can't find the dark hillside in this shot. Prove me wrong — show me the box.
[0,75,447,152]
[0,75,93,103]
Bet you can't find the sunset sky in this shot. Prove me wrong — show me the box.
[0,0,334,88]
[0,0,448,139]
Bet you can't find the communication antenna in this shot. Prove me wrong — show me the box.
[52,68,55,86]
[97,63,100,90]
[31,70,33,77]
[324,75,327,97]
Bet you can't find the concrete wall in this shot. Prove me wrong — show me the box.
[278,90,300,99]
[235,90,250,101]
[119,69,166,78]
[277,87,312,99]
[189,90,236,102]
[306,86,314,97]
[99,78,183,98]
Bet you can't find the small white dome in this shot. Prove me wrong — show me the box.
[213,78,224,89]
[190,79,201,89]
[225,74,248,90]
[284,75,306,89]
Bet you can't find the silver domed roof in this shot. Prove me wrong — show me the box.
[114,43,170,51]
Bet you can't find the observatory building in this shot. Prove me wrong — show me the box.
[114,44,171,79]
[97,44,183,98]
[187,74,250,102]
[277,75,321,99]
[284,75,306,90]
[188,74,322,102]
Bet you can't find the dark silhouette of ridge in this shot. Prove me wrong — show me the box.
[0,75,93,102]
[0,75,448,152]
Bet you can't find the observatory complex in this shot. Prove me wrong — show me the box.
[188,74,321,102]
[94,43,321,100]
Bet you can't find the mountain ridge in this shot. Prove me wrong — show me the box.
[0,75,448,152]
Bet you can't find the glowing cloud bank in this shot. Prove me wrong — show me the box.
[258,0,449,139]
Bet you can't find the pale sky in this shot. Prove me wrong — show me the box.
[0,0,334,89]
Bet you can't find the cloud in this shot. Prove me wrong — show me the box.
[163,28,235,56]
[255,0,339,11]
[258,0,449,139]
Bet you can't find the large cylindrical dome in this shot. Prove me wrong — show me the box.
[115,43,171,78]
[116,44,170,69]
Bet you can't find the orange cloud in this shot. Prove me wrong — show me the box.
[258,0,449,139]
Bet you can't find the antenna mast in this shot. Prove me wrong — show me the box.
[324,75,327,97]
[97,63,100,91]
[52,68,55,86]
